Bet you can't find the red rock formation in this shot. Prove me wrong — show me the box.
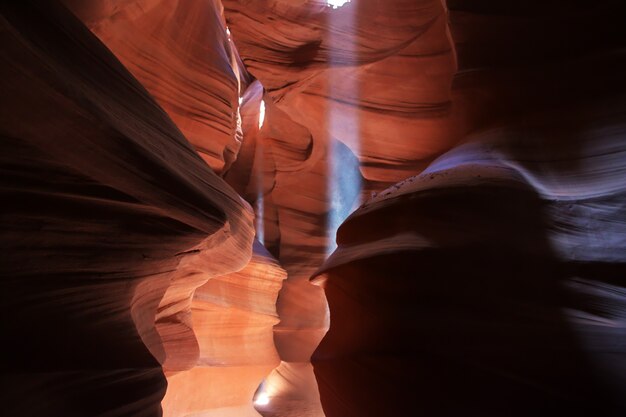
[221,1,459,413]
[224,0,458,182]
[162,241,286,417]
[3,0,626,416]
[0,2,253,416]
[64,0,251,174]
[312,1,626,416]
[58,2,306,415]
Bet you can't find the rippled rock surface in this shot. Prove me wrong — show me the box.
[2,0,625,416]
[162,241,286,417]
[312,1,626,416]
[0,2,253,416]
[222,2,458,412]
[64,0,249,173]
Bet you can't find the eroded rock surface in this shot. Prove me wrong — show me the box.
[0,2,253,416]
[3,0,625,416]
[162,241,286,417]
[312,1,626,416]
[222,1,459,413]
[64,0,250,173]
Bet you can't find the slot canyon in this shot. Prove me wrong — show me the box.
[1,0,625,416]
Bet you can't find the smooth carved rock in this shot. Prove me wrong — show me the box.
[313,110,626,416]
[3,0,626,416]
[224,0,459,183]
[162,241,286,417]
[312,0,626,416]
[64,0,251,174]
[222,1,459,414]
[0,2,253,416]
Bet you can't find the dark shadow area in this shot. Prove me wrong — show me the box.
[313,180,625,416]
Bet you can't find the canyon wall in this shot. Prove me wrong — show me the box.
[2,0,625,416]
[222,1,458,413]
[312,0,626,416]
[64,0,250,174]
[0,1,254,416]
[162,241,286,417]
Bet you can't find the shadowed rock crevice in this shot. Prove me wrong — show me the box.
[1,2,253,416]
[311,0,626,414]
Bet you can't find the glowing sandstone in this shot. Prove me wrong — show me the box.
[3,1,626,416]
[312,1,626,416]
[222,1,458,413]
[64,0,250,173]
[162,241,287,417]
[0,1,253,416]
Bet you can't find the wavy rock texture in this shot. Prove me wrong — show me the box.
[0,2,253,416]
[222,1,458,414]
[64,0,251,174]
[4,0,626,416]
[224,0,458,182]
[58,1,298,415]
[312,1,626,416]
[162,240,286,417]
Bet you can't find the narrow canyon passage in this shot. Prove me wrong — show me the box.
[1,1,625,417]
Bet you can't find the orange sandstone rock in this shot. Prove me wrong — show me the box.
[162,241,286,417]
[0,2,253,416]
[65,0,251,173]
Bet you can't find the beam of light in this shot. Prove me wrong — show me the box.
[326,0,362,256]
[254,391,270,406]
[253,379,271,407]
[327,0,351,9]
[258,100,266,129]
[225,24,244,150]
[256,94,266,245]
[327,140,361,255]
[255,192,265,244]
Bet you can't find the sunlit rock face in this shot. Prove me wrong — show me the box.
[224,0,458,183]
[312,1,626,416]
[162,241,286,417]
[63,0,250,174]
[222,1,458,413]
[0,2,253,416]
[3,0,626,416]
[25,2,292,416]
[225,93,330,417]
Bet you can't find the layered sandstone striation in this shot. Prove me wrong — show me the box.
[312,1,626,416]
[224,0,458,183]
[162,241,286,417]
[222,1,458,413]
[64,0,251,173]
[0,2,253,416]
[3,0,626,416]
